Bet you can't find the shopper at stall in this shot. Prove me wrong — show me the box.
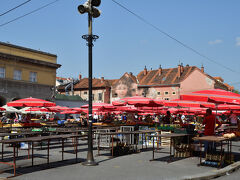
[202,108,222,152]
[228,111,239,126]
[163,111,172,124]
[0,113,8,123]
[93,112,98,122]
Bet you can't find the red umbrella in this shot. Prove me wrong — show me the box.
[223,110,240,115]
[113,96,162,107]
[47,106,70,111]
[72,107,84,111]
[164,100,201,108]
[60,110,79,114]
[7,97,56,107]
[213,104,240,110]
[192,89,240,97]
[0,107,5,111]
[180,89,240,105]
[126,96,154,106]
[163,99,216,108]
[25,107,50,112]
[81,103,115,109]
[115,106,142,113]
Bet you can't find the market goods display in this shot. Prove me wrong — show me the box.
[223,133,236,138]
[174,143,191,158]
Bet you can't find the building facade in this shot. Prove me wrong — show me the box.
[0,42,61,106]
[58,76,115,104]
[57,64,233,104]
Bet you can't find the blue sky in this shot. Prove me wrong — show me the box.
[1,0,240,90]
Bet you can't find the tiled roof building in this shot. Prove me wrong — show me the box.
[57,64,232,103]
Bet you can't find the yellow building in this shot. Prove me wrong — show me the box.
[0,42,61,106]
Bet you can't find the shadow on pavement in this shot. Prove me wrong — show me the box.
[4,158,85,176]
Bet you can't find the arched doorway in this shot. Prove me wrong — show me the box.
[0,96,6,106]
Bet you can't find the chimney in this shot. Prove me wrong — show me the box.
[144,66,147,75]
[180,63,184,73]
[177,64,181,78]
[201,65,204,73]
[78,74,82,80]
[158,65,162,76]
[101,77,104,83]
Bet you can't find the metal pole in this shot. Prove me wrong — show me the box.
[82,3,98,166]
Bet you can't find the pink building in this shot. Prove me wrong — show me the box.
[111,64,232,102]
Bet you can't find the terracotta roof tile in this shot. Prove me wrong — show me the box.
[74,78,111,89]
[136,66,227,88]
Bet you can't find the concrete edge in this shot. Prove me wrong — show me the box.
[181,161,240,180]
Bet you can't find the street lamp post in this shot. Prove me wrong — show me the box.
[78,0,101,166]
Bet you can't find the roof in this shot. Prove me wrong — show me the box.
[0,52,61,69]
[137,66,196,86]
[136,65,230,90]
[57,65,231,91]
[0,41,57,57]
[108,79,118,86]
[213,77,224,82]
[73,78,111,90]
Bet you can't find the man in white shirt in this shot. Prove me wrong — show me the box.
[93,113,98,122]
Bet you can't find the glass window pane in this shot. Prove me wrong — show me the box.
[14,70,22,80]
[29,72,37,82]
[0,67,5,78]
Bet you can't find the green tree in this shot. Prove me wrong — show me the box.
[233,89,240,94]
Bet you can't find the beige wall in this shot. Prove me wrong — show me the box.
[0,44,56,64]
[150,87,180,100]
[74,89,105,103]
[0,59,56,87]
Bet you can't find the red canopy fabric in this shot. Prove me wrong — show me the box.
[60,110,79,114]
[81,103,115,109]
[0,107,5,111]
[115,106,142,113]
[112,96,163,107]
[180,89,240,105]
[71,107,84,111]
[47,106,70,112]
[214,105,240,110]
[192,89,240,97]
[7,97,56,107]
[163,99,216,108]
[25,107,50,112]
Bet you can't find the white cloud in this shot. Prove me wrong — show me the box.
[236,37,240,46]
[208,39,223,45]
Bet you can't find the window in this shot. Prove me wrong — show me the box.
[164,91,169,95]
[172,91,176,95]
[98,93,103,101]
[157,92,161,95]
[29,72,37,82]
[84,91,88,95]
[14,70,22,80]
[92,94,95,100]
[0,67,5,78]
[164,98,170,100]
